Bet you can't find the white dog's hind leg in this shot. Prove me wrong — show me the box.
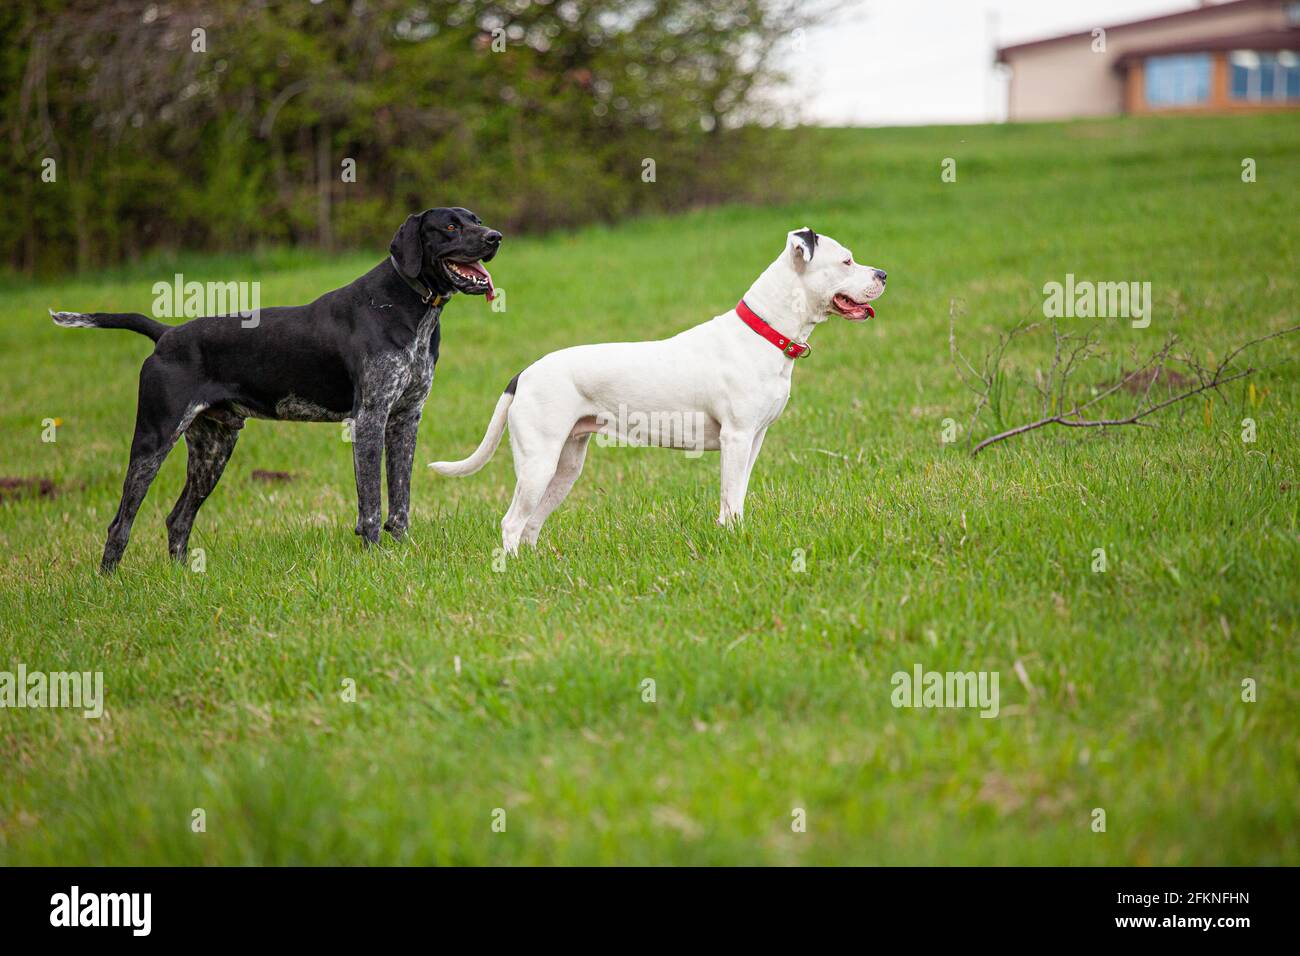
[502,465,555,555]
[500,408,571,555]
[717,427,757,527]
[522,434,591,547]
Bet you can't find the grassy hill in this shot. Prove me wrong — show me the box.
[1,113,1297,864]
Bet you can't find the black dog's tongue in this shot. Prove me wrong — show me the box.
[458,260,495,301]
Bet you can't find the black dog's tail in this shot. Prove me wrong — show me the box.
[49,308,170,342]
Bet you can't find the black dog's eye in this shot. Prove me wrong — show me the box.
[447,224,458,232]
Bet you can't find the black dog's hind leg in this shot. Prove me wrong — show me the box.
[166,414,242,563]
[382,404,423,539]
[102,360,200,573]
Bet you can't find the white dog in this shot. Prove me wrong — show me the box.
[430,228,887,553]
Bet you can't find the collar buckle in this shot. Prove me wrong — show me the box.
[390,254,447,309]
[737,298,811,361]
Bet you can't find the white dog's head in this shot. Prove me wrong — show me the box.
[782,227,886,322]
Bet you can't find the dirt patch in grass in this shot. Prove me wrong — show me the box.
[1109,367,1194,395]
[251,469,296,483]
[0,477,58,501]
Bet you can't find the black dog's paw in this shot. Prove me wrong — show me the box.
[383,519,409,540]
[355,515,383,547]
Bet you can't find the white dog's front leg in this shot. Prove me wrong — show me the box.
[739,428,768,503]
[718,428,756,527]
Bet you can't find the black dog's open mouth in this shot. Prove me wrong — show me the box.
[442,259,496,300]
[831,292,875,321]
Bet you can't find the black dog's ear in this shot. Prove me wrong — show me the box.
[390,213,425,278]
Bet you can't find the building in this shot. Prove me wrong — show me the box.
[996,0,1300,120]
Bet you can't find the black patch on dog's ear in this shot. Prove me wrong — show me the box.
[794,228,818,258]
[390,213,426,278]
[788,227,818,273]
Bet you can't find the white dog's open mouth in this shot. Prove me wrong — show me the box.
[831,292,875,321]
[444,260,496,300]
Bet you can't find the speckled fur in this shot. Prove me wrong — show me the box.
[51,207,502,572]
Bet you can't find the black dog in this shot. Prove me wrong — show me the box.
[51,207,502,572]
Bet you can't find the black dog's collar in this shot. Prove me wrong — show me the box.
[389,255,449,308]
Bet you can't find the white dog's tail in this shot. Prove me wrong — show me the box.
[429,378,517,477]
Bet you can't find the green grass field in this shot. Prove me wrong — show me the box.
[1,114,1297,865]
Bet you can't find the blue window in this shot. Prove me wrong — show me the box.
[1231,61,1250,98]
[1229,50,1300,101]
[1145,54,1211,106]
[1279,51,1300,97]
[1260,55,1277,97]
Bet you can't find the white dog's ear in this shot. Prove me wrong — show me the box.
[786,227,818,273]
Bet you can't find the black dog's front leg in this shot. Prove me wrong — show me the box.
[383,405,422,538]
[352,405,389,546]
[351,359,410,546]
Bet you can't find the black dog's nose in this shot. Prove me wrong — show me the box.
[484,230,503,245]
[874,269,887,282]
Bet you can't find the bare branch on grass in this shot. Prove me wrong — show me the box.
[949,319,1300,458]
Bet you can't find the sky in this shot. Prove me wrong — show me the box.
[783,0,1220,125]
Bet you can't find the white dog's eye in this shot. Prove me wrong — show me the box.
[842,258,852,266]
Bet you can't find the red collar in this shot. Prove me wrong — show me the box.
[736,299,811,359]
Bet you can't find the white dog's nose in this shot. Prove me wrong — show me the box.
[873,269,887,282]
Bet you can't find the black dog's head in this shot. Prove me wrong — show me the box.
[390,207,502,299]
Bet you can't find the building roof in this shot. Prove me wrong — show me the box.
[1111,27,1300,66]
[996,0,1275,63]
